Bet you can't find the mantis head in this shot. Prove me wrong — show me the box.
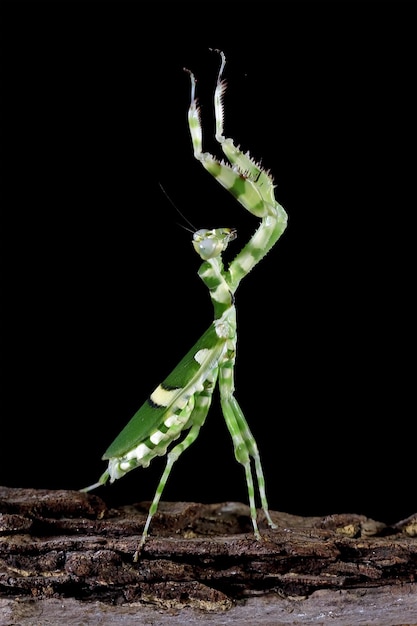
[192,228,237,261]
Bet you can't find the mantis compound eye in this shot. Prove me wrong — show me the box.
[196,238,219,259]
[193,230,221,259]
[192,228,237,260]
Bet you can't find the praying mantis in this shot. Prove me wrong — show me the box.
[83,50,288,557]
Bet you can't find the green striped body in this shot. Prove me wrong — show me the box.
[83,51,288,556]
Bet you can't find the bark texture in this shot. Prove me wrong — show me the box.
[0,487,416,624]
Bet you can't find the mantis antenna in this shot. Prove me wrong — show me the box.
[157,182,196,233]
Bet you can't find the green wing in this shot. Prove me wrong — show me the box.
[103,323,226,460]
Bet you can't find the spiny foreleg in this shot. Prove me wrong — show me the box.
[185,52,288,292]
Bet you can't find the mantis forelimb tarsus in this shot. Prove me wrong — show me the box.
[83,50,288,559]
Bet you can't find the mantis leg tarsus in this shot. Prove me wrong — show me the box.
[81,470,110,493]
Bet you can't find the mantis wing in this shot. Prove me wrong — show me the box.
[103,323,227,460]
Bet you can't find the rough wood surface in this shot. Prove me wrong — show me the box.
[0,487,416,624]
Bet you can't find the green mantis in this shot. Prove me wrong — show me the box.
[83,50,288,556]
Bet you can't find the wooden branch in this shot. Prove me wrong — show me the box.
[0,487,416,624]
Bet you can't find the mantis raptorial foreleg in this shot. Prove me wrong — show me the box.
[83,50,288,557]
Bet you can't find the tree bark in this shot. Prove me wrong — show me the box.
[0,486,416,625]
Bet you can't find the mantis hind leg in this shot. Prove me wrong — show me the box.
[219,369,277,537]
[226,395,277,533]
[134,378,217,560]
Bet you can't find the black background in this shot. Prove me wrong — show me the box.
[1,1,416,525]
